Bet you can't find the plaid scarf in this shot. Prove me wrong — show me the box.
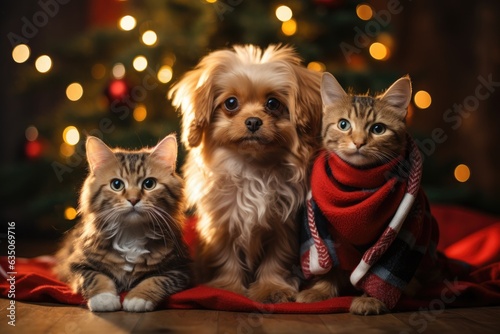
[300,136,440,309]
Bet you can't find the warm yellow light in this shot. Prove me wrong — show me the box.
[281,19,297,36]
[157,65,173,83]
[66,82,83,101]
[64,206,77,220]
[369,42,388,60]
[276,5,293,22]
[12,44,30,63]
[133,56,148,72]
[91,63,106,80]
[119,15,136,31]
[205,0,217,3]
[25,126,39,142]
[63,126,80,146]
[60,142,75,157]
[307,61,326,72]
[112,63,126,79]
[35,55,52,73]
[142,30,157,46]
[414,90,432,109]
[454,164,471,183]
[356,4,373,21]
[133,104,147,122]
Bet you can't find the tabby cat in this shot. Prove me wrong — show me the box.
[55,135,191,312]
[297,73,416,314]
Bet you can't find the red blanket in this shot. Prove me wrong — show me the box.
[1,205,500,313]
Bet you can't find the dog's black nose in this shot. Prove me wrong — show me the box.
[245,117,263,133]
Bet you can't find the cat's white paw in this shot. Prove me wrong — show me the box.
[88,292,121,312]
[123,297,155,312]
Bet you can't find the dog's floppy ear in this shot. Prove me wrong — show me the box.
[291,65,323,146]
[168,59,216,149]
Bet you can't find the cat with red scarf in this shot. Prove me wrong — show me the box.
[297,73,450,315]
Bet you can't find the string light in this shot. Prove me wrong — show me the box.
[35,55,52,73]
[454,164,470,183]
[356,4,373,21]
[64,206,77,220]
[414,90,432,109]
[63,126,80,146]
[157,65,173,83]
[133,104,147,122]
[307,62,326,72]
[66,82,83,101]
[119,15,136,31]
[281,19,297,36]
[25,126,39,141]
[369,42,388,60]
[133,56,148,72]
[276,5,293,22]
[112,63,126,79]
[142,30,157,46]
[12,44,30,63]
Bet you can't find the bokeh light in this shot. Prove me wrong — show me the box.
[307,61,326,72]
[281,19,297,36]
[119,15,136,31]
[133,56,148,72]
[60,142,75,157]
[369,42,388,60]
[112,63,126,79]
[66,82,83,101]
[276,5,293,22]
[63,126,80,145]
[35,55,52,73]
[142,30,157,46]
[414,90,432,109]
[12,44,30,63]
[64,206,78,220]
[25,126,39,142]
[133,104,147,122]
[356,4,373,21]
[454,164,471,183]
[157,65,173,83]
[91,63,106,79]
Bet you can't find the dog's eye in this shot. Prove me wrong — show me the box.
[224,97,239,112]
[265,98,286,115]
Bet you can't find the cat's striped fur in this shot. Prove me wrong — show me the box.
[55,135,191,312]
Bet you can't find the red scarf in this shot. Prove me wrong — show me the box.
[311,152,407,249]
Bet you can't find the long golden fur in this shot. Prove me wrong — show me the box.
[169,44,322,302]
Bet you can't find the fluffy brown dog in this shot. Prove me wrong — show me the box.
[169,45,322,302]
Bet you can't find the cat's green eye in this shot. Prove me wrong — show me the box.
[110,179,124,191]
[338,119,351,131]
[371,123,386,135]
[142,178,157,190]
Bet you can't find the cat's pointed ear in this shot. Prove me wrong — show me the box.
[321,72,347,107]
[151,135,178,169]
[380,76,412,113]
[86,136,115,173]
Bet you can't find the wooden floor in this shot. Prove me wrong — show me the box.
[1,299,499,333]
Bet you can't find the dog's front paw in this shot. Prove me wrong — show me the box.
[248,283,297,303]
[88,292,121,312]
[350,296,388,315]
[296,288,333,303]
[123,297,155,312]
